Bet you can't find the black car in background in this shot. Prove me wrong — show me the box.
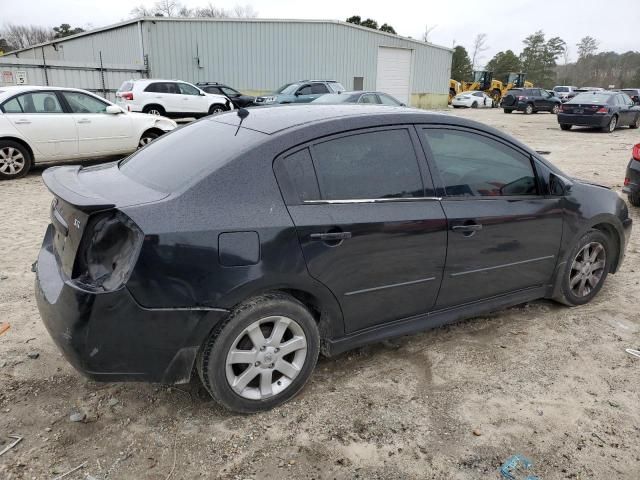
[35,106,631,413]
[557,91,640,132]
[311,90,405,106]
[619,88,640,105]
[501,88,561,114]
[196,82,255,108]
[623,143,640,206]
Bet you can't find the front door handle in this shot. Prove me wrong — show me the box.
[77,119,91,124]
[310,232,352,241]
[452,224,483,237]
[14,119,31,125]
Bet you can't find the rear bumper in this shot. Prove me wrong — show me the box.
[557,113,610,127]
[35,225,228,384]
[623,158,640,196]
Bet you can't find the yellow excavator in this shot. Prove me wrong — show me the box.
[449,79,462,104]
[457,71,533,106]
[502,72,533,92]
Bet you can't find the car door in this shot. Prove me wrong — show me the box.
[618,94,635,125]
[274,127,448,333]
[177,82,207,114]
[0,91,77,160]
[60,91,134,156]
[144,82,173,113]
[293,83,329,103]
[419,127,563,309]
[530,89,546,110]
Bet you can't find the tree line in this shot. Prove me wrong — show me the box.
[451,32,639,88]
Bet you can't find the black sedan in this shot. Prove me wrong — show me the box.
[35,106,631,413]
[196,82,255,108]
[311,90,405,106]
[558,91,640,132]
[622,143,640,206]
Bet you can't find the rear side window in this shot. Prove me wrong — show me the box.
[4,92,63,114]
[118,81,134,92]
[273,149,320,204]
[311,129,424,200]
[1,97,23,113]
[311,83,330,94]
[422,129,537,197]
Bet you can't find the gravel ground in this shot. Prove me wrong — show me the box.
[1,108,639,480]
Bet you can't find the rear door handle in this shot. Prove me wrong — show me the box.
[310,232,352,241]
[77,119,91,124]
[14,119,31,125]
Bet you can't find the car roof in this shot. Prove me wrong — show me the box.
[0,85,111,101]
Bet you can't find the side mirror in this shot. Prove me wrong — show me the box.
[105,105,123,115]
[549,172,572,196]
[294,91,302,96]
[200,92,206,96]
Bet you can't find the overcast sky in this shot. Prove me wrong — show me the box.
[2,0,638,63]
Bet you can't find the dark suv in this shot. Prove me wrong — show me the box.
[35,106,631,413]
[501,88,561,114]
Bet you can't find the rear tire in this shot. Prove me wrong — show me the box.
[630,115,640,129]
[504,109,513,114]
[557,230,612,306]
[198,293,320,413]
[551,104,560,114]
[0,140,32,180]
[142,104,165,116]
[560,124,572,131]
[525,103,534,115]
[471,101,478,109]
[602,115,617,133]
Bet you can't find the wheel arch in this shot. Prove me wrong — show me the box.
[590,221,622,273]
[0,136,35,161]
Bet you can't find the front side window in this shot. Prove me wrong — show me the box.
[5,92,63,114]
[311,83,330,94]
[311,129,424,200]
[422,129,538,197]
[297,85,313,95]
[221,87,239,96]
[178,83,201,96]
[62,91,108,113]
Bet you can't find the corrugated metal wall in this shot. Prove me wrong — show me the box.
[4,23,144,66]
[142,19,451,95]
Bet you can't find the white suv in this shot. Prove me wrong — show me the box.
[116,79,233,118]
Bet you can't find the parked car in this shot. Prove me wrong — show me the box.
[451,91,494,108]
[557,91,640,132]
[254,80,345,105]
[501,88,561,114]
[196,82,255,108]
[115,79,232,118]
[35,105,632,412]
[311,91,404,106]
[552,85,579,101]
[619,88,640,105]
[0,86,176,180]
[622,143,640,206]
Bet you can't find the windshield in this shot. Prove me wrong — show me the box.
[119,119,266,193]
[568,93,612,104]
[275,83,298,94]
[554,87,569,92]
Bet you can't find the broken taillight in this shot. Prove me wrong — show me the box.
[72,211,143,291]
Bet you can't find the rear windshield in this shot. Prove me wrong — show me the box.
[554,86,569,92]
[119,119,265,193]
[569,93,613,104]
[312,93,357,104]
[622,89,639,95]
[118,81,134,92]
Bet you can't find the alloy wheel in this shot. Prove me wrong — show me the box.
[569,242,606,298]
[148,109,161,116]
[225,316,307,400]
[0,147,25,176]
[608,116,617,132]
[552,104,560,114]
[525,104,533,114]
[138,136,154,148]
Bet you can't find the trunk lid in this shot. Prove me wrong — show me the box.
[561,103,604,115]
[43,163,167,277]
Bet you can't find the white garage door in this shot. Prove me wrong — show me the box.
[376,47,412,105]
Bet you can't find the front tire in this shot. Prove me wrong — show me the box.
[0,140,32,180]
[602,115,617,133]
[198,293,320,413]
[208,104,226,115]
[504,109,513,114]
[138,130,160,148]
[558,230,612,306]
[560,124,572,131]
[628,193,640,207]
[551,104,560,115]
[525,103,534,115]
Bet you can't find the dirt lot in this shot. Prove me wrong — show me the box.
[1,108,639,480]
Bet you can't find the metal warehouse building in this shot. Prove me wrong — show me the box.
[1,18,452,108]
